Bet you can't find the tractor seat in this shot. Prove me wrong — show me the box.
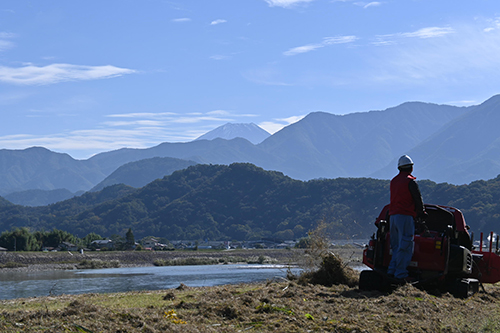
[423,205,454,233]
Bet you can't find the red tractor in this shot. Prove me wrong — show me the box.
[360,203,500,298]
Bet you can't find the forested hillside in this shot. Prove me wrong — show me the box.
[0,163,500,241]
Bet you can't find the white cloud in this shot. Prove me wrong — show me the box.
[107,112,177,119]
[373,26,455,45]
[354,1,382,8]
[483,17,500,32]
[207,110,231,116]
[363,2,381,8]
[0,63,136,85]
[323,36,358,44]
[106,109,256,126]
[0,109,261,159]
[284,35,357,56]
[263,0,314,8]
[210,19,227,25]
[370,22,500,85]
[401,27,455,39]
[172,18,191,23]
[0,31,16,52]
[259,115,305,134]
[0,40,14,52]
[284,44,322,56]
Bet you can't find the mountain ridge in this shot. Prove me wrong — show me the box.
[0,95,496,204]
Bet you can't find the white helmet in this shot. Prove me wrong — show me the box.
[398,155,414,168]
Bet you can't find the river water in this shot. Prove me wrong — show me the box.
[0,264,300,300]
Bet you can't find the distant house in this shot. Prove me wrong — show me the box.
[142,238,172,251]
[142,238,158,249]
[90,239,114,250]
[59,242,79,251]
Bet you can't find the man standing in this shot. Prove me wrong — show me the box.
[387,155,426,282]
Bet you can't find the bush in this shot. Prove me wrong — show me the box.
[77,259,120,269]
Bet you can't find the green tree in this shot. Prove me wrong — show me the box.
[0,228,39,251]
[82,232,103,248]
[110,234,125,251]
[125,228,135,249]
[43,229,80,248]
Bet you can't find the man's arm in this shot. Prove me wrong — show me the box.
[408,179,425,217]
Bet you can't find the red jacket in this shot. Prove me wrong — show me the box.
[389,171,420,217]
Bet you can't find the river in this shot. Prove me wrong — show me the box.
[0,264,301,300]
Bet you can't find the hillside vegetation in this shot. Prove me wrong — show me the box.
[0,163,500,241]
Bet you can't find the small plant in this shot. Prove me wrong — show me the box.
[164,309,187,324]
[153,259,166,266]
[255,303,294,315]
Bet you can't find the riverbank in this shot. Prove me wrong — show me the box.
[1,278,499,332]
[0,247,365,272]
[1,247,499,332]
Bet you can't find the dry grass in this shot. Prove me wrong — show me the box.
[2,244,498,332]
[1,280,500,332]
[1,249,500,333]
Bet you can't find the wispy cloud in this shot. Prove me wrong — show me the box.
[106,110,256,127]
[210,19,227,25]
[483,17,500,32]
[369,22,500,85]
[373,26,455,45]
[0,63,135,85]
[401,27,455,38]
[0,110,260,159]
[0,31,16,52]
[284,35,357,56]
[263,0,314,8]
[172,18,191,23]
[363,2,382,9]
[259,115,306,134]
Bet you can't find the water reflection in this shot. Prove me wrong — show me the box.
[0,264,300,300]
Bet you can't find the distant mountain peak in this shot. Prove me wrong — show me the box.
[195,123,271,144]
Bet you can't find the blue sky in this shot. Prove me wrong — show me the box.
[1,0,499,159]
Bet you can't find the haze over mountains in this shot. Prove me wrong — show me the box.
[2,94,500,206]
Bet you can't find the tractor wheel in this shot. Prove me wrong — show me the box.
[454,278,479,298]
[359,270,384,291]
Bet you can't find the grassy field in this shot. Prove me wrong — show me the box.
[1,279,500,332]
[0,247,500,332]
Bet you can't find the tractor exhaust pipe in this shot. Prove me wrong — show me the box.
[480,232,483,252]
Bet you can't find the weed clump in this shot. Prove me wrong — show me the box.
[0,262,27,269]
[292,220,359,287]
[77,259,120,269]
[297,252,359,287]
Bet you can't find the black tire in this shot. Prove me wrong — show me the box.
[359,270,384,291]
[453,278,479,298]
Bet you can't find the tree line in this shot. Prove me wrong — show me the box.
[0,228,136,252]
[0,163,500,242]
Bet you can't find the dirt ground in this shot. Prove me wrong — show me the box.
[0,247,499,332]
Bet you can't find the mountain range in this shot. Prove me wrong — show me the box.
[1,163,500,241]
[2,94,500,206]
